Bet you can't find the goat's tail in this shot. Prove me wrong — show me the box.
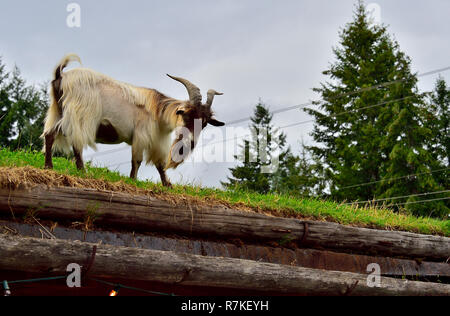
[51,54,82,115]
[41,54,82,154]
[53,53,82,81]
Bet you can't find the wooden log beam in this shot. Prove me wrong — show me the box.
[3,220,449,277]
[0,185,448,260]
[0,234,448,296]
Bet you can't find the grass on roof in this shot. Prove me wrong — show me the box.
[0,147,448,236]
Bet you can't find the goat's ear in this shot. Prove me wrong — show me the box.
[208,118,225,127]
[176,105,188,115]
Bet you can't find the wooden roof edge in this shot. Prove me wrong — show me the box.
[1,234,449,296]
[0,185,449,261]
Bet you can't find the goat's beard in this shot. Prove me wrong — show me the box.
[165,134,193,171]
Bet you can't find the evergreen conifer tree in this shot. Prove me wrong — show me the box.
[304,1,447,217]
[0,61,48,151]
[223,102,292,194]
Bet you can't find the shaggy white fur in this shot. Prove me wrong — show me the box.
[42,54,183,169]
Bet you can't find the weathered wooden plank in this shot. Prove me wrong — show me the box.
[0,185,448,260]
[0,234,448,296]
[3,220,449,277]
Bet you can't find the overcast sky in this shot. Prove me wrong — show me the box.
[1,0,449,187]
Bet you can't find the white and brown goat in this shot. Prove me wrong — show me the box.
[42,54,224,186]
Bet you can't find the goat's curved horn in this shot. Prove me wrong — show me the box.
[167,74,202,106]
[205,90,223,109]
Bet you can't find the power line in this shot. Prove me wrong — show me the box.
[225,65,450,126]
[417,66,450,78]
[278,95,415,130]
[104,94,426,169]
[86,64,450,160]
[89,278,175,296]
[226,102,313,126]
[106,160,129,169]
[100,72,442,162]
[1,276,175,296]
[6,276,67,285]
[340,168,450,190]
[85,145,128,160]
[345,190,450,205]
[395,196,450,206]
[199,95,416,149]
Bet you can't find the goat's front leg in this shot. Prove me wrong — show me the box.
[44,131,56,169]
[73,146,84,170]
[157,164,172,188]
[130,148,143,179]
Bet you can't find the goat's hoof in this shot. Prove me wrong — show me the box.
[44,164,53,170]
[163,182,173,188]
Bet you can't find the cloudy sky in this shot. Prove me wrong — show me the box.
[1,0,449,187]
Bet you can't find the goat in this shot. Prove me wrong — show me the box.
[42,54,224,186]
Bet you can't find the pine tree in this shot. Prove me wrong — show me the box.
[304,1,446,217]
[223,102,292,194]
[375,60,448,217]
[0,61,49,151]
[19,83,49,151]
[426,77,449,167]
[0,57,13,146]
[419,77,450,217]
[274,141,324,197]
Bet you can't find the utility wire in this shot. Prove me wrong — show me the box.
[395,196,450,206]
[86,65,450,160]
[1,275,175,296]
[198,95,416,149]
[85,145,128,159]
[225,65,450,126]
[89,278,175,296]
[6,276,67,284]
[340,168,450,190]
[274,95,415,129]
[345,190,450,205]
[104,94,425,169]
